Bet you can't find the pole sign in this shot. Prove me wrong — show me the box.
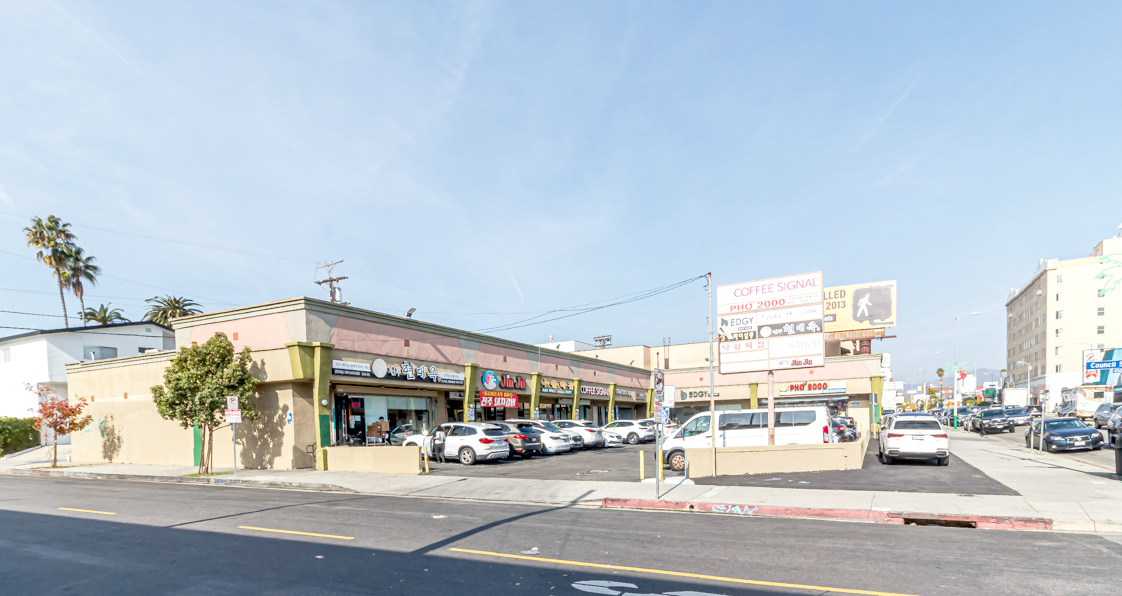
[653,369,665,401]
[717,272,825,373]
[225,409,242,424]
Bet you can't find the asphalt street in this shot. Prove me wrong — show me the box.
[3,476,1121,596]
[693,440,1018,495]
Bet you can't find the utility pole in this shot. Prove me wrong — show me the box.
[315,260,349,305]
[707,273,716,477]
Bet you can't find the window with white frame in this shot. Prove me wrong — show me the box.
[1055,364,1063,373]
[1056,274,1064,283]
[1056,311,1063,320]
[1099,307,1106,316]
[1056,328,1063,338]
[1099,326,1106,335]
[1055,346,1063,356]
[1056,293,1063,301]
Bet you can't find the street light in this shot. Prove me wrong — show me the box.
[952,312,981,429]
[1015,358,1042,454]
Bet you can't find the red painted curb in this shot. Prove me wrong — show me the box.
[601,498,1053,531]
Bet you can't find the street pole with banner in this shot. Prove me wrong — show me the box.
[225,396,241,479]
[707,273,717,476]
[652,368,665,498]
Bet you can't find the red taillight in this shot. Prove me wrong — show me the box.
[823,425,829,443]
[833,426,844,431]
[886,433,904,438]
[933,433,948,439]
[513,434,527,440]
[478,438,494,444]
[583,429,595,433]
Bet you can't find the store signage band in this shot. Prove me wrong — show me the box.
[477,390,519,408]
[580,385,610,396]
[331,359,465,385]
[778,381,846,396]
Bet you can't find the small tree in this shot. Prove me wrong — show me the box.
[27,384,92,467]
[151,333,257,475]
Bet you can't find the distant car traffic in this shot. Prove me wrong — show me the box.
[1025,418,1104,453]
[1002,406,1033,426]
[1092,403,1122,429]
[970,408,1016,434]
[879,414,949,466]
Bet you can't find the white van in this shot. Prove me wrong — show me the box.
[660,406,831,471]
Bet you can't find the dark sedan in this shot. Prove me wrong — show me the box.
[1002,406,1033,426]
[1093,403,1122,429]
[1025,418,1104,452]
[970,408,1015,434]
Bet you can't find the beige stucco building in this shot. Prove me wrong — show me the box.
[65,297,650,471]
[1005,234,1122,409]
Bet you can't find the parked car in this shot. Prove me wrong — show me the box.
[404,422,509,465]
[831,417,859,442]
[388,423,419,446]
[602,430,624,447]
[639,418,678,434]
[1001,407,1033,426]
[661,406,831,472]
[879,414,949,465]
[602,420,655,444]
[556,420,606,448]
[1026,417,1104,452]
[1025,405,1042,416]
[970,408,1016,434]
[1092,403,1122,429]
[1108,408,1122,431]
[493,422,544,458]
[505,419,574,454]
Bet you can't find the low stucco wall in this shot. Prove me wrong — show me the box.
[686,433,870,477]
[324,446,422,474]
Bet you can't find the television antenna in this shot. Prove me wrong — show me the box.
[593,335,612,349]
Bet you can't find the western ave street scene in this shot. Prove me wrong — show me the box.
[1,3,1122,595]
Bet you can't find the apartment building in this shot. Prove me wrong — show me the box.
[1005,233,1122,409]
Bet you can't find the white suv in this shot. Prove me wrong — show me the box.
[602,420,655,444]
[879,415,949,466]
[404,422,509,465]
[556,420,605,448]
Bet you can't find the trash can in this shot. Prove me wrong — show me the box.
[1107,428,1122,476]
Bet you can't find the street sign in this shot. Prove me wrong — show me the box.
[225,409,242,424]
[653,369,665,401]
[717,272,825,373]
[226,396,239,410]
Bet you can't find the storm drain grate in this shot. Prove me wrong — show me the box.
[901,517,977,528]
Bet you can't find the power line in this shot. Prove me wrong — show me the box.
[473,275,706,334]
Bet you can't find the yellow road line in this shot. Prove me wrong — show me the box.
[448,548,920,596]
[238,526,354,540]
[58,507,116,515]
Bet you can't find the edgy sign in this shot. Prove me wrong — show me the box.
[717,272,825,373]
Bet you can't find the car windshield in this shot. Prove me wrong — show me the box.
[556,421,576,428]
[981,410,1005,418]
[482,428,506,437]
[1004,408,1025,415]
[540,423,563,431]
[495,423,513,432]
[894,420,941,430]
[582,422,599,428]
[1044,419,1087,431]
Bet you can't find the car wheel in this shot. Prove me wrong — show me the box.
[1008,427,1016,433]
[521,452,533,459]
[627,434,639,445]
[1046,443,1057,454]
[880,453,894,465]
[508,445,515,458]
[458,448,476,465]
[668,451,686,472]
[979,427,986,436]
[938,457,949,466]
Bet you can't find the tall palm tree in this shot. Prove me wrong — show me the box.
[143,295,202,326]
[936,368,945,386]
[66,246,101,326]
[24,216,77,328]
[83,303,129,325]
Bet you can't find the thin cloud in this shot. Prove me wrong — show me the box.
[510,273,524,302]
[48,0,143,75]
[0,182,14,210]
[857,82,916,149]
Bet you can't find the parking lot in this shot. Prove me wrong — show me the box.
[425,442,685,482]
[957,421,1119,473]
[691,438,1019,495]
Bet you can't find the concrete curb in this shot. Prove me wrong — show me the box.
[0,467,355,493]
[601,497,1054,531]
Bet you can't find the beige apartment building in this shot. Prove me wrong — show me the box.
[1005,233,1122,409]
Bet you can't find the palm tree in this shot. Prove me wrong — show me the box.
[24,216,77,328]
[143,295,202,326]
[936,368,945,387]
[83,303,129,325]
[66,246,101,326]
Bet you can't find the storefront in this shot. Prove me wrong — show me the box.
[579,383,612,425]
[540,377,575,421]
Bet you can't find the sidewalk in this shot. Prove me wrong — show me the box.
[4,432,1119,533]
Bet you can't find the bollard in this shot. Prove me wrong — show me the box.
[639,451,645,481]
[657,449,664,481]
[424,452,430,474]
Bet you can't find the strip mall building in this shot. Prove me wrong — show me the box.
[65,298,651,470]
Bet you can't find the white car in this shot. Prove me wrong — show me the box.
[638,418,677,435]
[402,422,509,465]
[603,420,655,444]
[505,419,574,454]
[556,420,606,448]
[878,415,949,466]
[660,406,831,472]
[603,430,624,447]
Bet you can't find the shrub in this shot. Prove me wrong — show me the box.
[0,417,41,456]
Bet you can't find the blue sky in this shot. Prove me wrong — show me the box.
[2,1,1121,386]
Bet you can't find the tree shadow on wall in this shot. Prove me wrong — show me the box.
[241,403,288,470]
[248,357,269,382]
[99,415,123,462]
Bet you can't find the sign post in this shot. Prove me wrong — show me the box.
[652,368,665,498]
[225,396,241,479]
[717,271,826,445]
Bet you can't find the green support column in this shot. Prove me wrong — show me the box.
[529,372,542,419]
[645,388,654,418]
[871,375,885,430]
[571,378,582,419]
[607,382,617,423]
[750,383,759,410]
[286,341,335,471]
[462,363,478,422]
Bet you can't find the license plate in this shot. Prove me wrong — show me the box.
[1075,440,1086,446]
[911,435,924,440]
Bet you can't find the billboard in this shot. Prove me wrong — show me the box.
[823,280,896,332]
[1084,348,1122,386]
[717,271,825,373]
